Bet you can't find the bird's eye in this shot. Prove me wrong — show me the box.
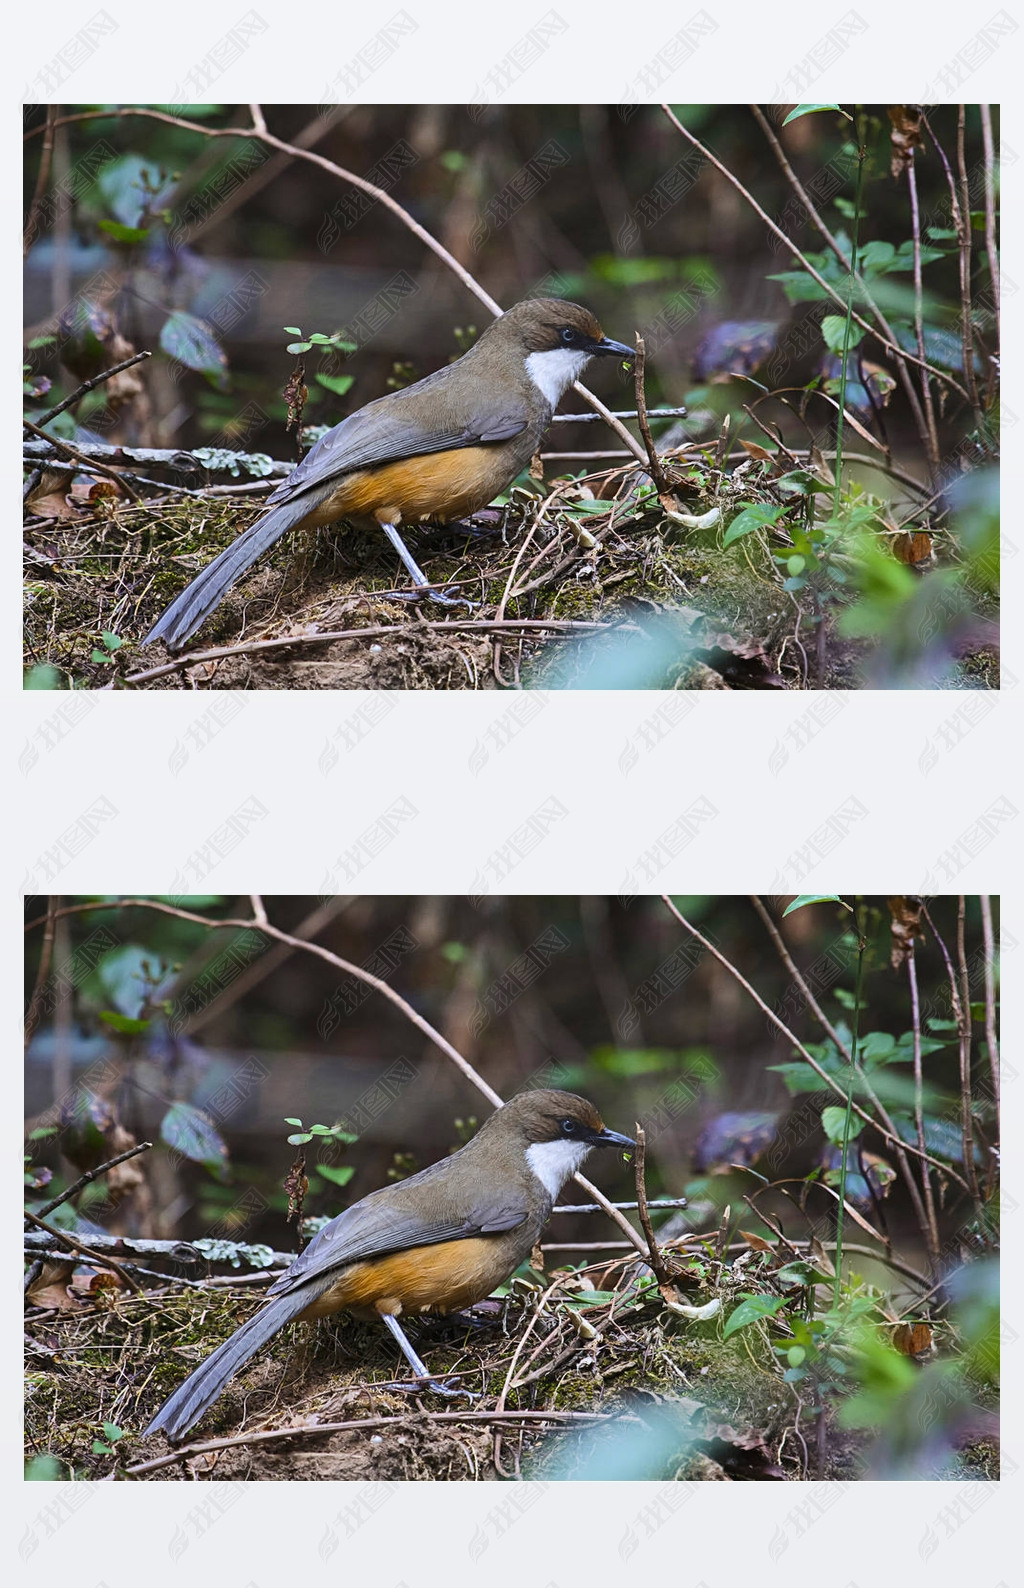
[560,1117,578,1136]
[560,326,576,345]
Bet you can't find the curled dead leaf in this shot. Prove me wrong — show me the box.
[888,105,925,179]
[887,895,924,968]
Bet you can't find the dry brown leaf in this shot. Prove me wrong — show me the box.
[25,1259,83,1310]
[24,468,79,519]
[888,105,925,179]
[809,1236,836,1278]
[888,895,924,968]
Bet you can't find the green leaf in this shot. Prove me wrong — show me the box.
[286,341,312,354]
[89,944,156,1017]
[98,219,150,245]
[783,895,849,916]
[96,152,166,226]
[287,1132,313,1145]
[100,631,124,652]
[314,372,355,398]
[318,1164,355,1188]
[160,1102,228,1175]
[723,1294,789,1338]
[820,313,865,356]
[160,312,228,388]
[775,469,821,498]
[98,1010,150,1036]
[821,1105,864,1145]
[723,503,784,547]
[284,1117,303,1127]
[782,104,851,126]
[560,1289,621,1308]
[768,1061,831,1095]
[776,1260,831,1288]
[767,271,833,306]
[858,1031,896,1067]
[283,327,303,335]
[787,555,805,576]
[25,1456,64,1480]
[565,498,612,515]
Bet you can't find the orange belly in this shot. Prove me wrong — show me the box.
[296,1236,515,1322]
[312,446,514,528]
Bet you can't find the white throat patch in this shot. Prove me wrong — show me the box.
[526,1138,593,1198]
[525,347,593,406]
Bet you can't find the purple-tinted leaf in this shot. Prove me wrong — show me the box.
[160,312,228,389]
[161,1102,228,1175]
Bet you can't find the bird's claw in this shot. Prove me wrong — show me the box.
[376,585,478,611]
[380,1376,477,1399]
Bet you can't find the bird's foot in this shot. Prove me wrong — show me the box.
[376,585,479,611]
[380,1374,478,1399]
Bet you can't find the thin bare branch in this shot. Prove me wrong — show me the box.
[23,105,57,255]
[750,102,938,465]
[24,896,58,1052]
[32,1142,153,1220]
[661,104,967,401]
[22,416,141,502]
[24,105,647,464]
[906,944,940,1266]
[122,617,639,687]
[956,897,982,1211]
[32,352,152,430]
[979,894,1000,1117]
[746,893,955,1232]
[24,898,648,1256]
[23,1207,143,1294]
[980,106,1000,321]
[905,153,941,465]
[663,894,967,1190]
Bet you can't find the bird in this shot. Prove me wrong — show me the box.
[142,299,633,648]
[142,1089,634,1442]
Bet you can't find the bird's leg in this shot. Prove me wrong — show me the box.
[378,1311,477,1399]
[376,520,478,609]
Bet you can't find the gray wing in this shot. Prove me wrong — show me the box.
[268,365,531,507]
[266,1173,530,1299]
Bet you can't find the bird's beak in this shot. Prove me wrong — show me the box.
[594,1127,636,1149]
[593,336,635,360]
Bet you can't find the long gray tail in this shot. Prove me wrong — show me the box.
[141,492,323,650]
[143,1286,314,1442]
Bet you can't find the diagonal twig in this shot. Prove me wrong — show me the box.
[32,351,152,429]
[24,898,650,1257]
[662,104,967,402]
[32,1142,153,1220]
[26,105,647,466]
